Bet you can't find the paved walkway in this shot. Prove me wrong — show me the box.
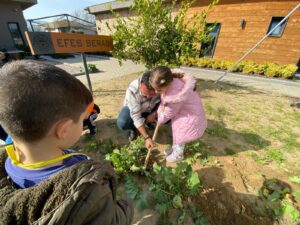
[41,54,146,86]
[42,55,300,98]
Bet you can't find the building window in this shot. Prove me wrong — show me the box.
[7,22,25,47]
[200,23,221,58]
[267,17,287,37]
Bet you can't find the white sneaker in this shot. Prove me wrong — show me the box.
[166,144,184,163]
[166,152,184,163]
[164,147,173,156]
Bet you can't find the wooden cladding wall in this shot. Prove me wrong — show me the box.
[188,0,300,65]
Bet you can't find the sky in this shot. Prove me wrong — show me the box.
[23,0,113,20]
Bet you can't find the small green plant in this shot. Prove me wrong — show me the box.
[80,63,99,73]
[105,137,147,174]
[148,161,203,223]
[258,178,300,222]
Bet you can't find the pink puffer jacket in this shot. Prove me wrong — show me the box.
[157,71,207,145]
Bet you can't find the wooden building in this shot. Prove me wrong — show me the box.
[86,0,300,66]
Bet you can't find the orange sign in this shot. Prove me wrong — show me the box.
[25,32,113,55]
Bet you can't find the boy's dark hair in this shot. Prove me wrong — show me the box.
[141,71,154,90]
[0,60,93,142]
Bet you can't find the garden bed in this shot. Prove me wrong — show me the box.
[74,73,300,225]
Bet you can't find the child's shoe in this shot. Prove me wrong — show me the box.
[166,151,183,163]
[166,144,184,163]
[89,126,97,136]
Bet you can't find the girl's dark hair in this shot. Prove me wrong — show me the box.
[150,66,184,88]
[0,60,93,142]
[150,66,173,88]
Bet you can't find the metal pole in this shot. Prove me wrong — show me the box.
[66,15,71,32]
[215,3,300,83]
[81,53,93,94]
[29,20,34,32]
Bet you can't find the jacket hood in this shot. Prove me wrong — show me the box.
[163,69,196,104]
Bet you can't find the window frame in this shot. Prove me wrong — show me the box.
[200,23,221,58]
[267,16,288,37]
[7,22,25,47]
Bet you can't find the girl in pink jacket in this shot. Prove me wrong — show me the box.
[150,66,207,163]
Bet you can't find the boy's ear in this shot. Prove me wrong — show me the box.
[54,119,73,140]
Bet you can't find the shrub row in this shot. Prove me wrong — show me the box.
[180,57,298,79]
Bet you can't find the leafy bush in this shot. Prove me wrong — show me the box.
[220,60,232,70]
[264,63,281,77]
[231,61,246,72]
[196,58,210,68]
[211,59,221,69]
[181,57,298,79]
[253,64,266,75]
[110,0,219,68]
[242,61,256,74]
[279,64,298,79]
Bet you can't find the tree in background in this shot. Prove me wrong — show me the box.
[109,0,218,69]
[72,9,96,24]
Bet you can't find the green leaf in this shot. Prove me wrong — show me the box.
[172,195,183,209]
[135,191,148,209]
[282,202,300,222]
[153,162,161,173]
[155,203,170,215]
[124,176,140,200]
[293,190,300,199]
[288,176,300,184]
[178,210,186,225]
[188,171,201,189]
[130,164,140,172]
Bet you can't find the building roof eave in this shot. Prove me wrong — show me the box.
[85,0,134,15]
[5,0,38,10]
